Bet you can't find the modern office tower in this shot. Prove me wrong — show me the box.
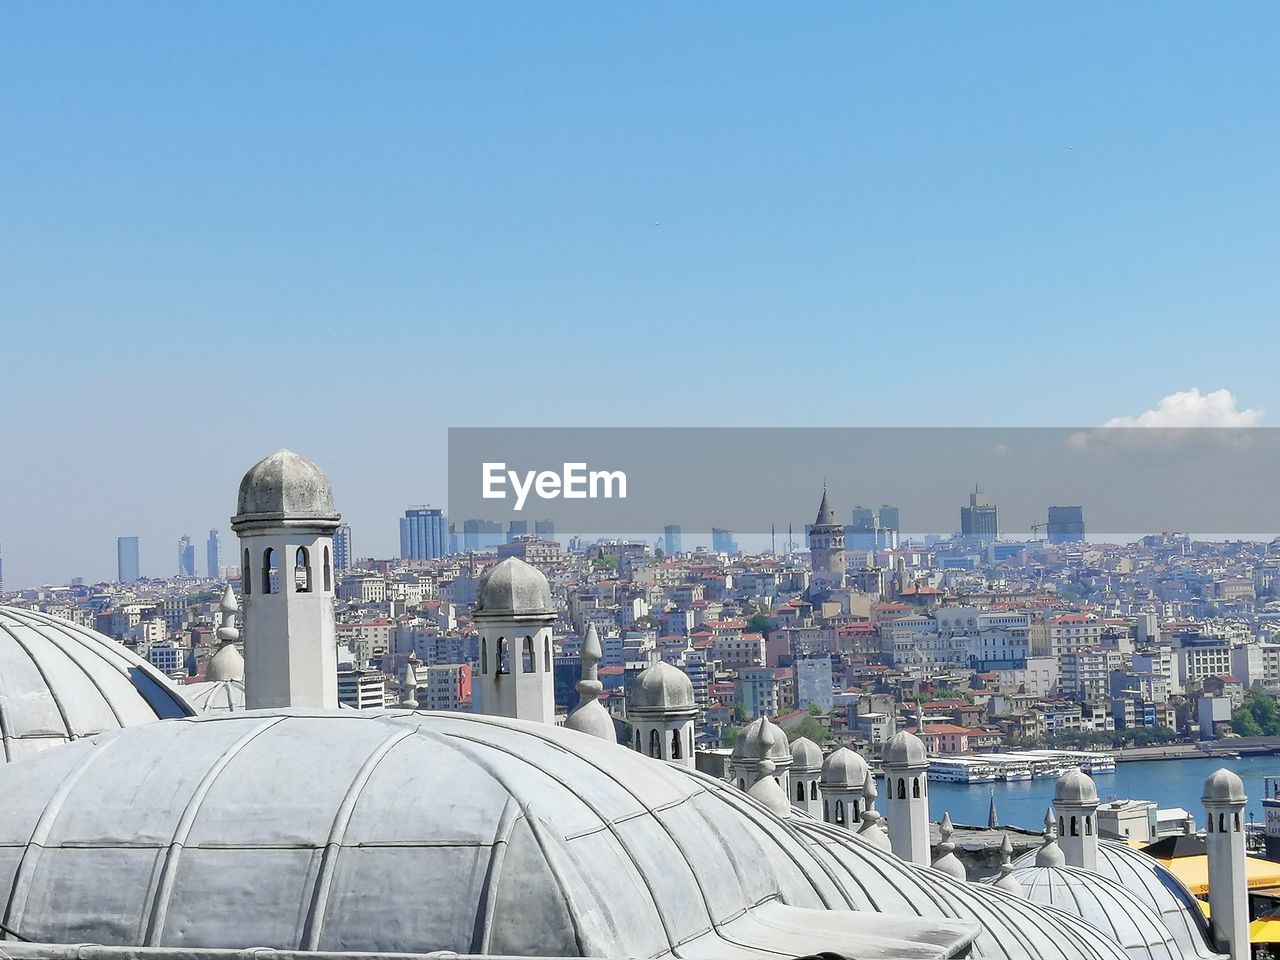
[663,524,682,556]
[1047,505,1086,544]
[400,507,446,560]
[462,519,503,552]
[117,537,140,583]
[333,524,352,572]
[178,536,196,577]
[533,519,555,540]
[877,505,900,538]
[711,527,738,555]
[795,656,834,713]
[506,520,528,543]
[846,504,899,552]
[960,486,999,542]
[206,529,221,579]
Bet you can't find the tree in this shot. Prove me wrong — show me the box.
[722,727,739,747]
[746,612,774,637]
[1233,688,1280,736]
[807,702,823,716]
[787,716,826,744]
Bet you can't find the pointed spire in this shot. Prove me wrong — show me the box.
[814,485,836,526]
[564,624,617,742]
[858,775,892,850]
[206,585,245,682]
[988,789,1000,829]
[1036,807,1066,867]
[931,812,967,880]
[398,651,420,709]
[746,759,792,818]
[992,833,1024,896]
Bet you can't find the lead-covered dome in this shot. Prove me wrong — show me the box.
[1055,767,1099,805]
[0,606,194,761]
[0,710,981,959]
[628,660,695,717]
[789,736,823,772]
[820,746,867,787]
[1203,768,1245,804]
[731,715,791,763]
[474,557,554,618]
[233,449,339,523]
[883,729,927,767]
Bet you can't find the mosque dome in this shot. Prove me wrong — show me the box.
[0,710,984,959]
[0,606,194,761]
[1010,865,1182,960]
[182,678,245,714]
[730,715,790,763]
[473,557,555,619]
[233,449,339,525]
[1203,768,1245,804]
[820,746,867,787]
[1014,839,1219,960]
[628,660,695,716]
[1056,767,1100,804]
[883,729,928,767]
[789,736,823,772]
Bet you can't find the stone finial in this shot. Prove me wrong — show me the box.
[1036,806,1066,867]
[931,812,967,880]
[745,758,792,819]
[564,625,617,742]
[992,834,1024,897]
[206,586,245,683]
[398,651,420,710]
[858,775,892,850]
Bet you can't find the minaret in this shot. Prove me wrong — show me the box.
[931,812,967,880]
[1203,768,1248,960]
[565,624,617,742]
[882,729,931,865]
[789,737,823,817]
[819,746,867,829]
[857,775,892,850]
[987,790,999,830]
[206,585,245,683]
[231,450,341,709]
[627,657,696,765]
[1053,768,1099,871]
[471,557,556,723]
[991,834,1023,897]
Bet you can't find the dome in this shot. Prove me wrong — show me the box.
[0,606,194,761]
[232,449,339,525]
[628,660,695,717]
[789,736,823,772]
[883,729,927,767]
[1014,839,1219,960]
[730,715,790,763]
[1203,768,1245,804]
[473,557,554,619]
[183,678,245,714]
[820,746,867,787]
[0,710,985,959]
[1055,768,1100,805]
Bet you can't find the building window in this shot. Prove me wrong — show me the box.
[481,639,488,675]
[522,637,535,673]
[648,729,661,758]
[1070,816,1079,837]
[897,777,906,800]
[262,548,278,595]
[912,777,921,799]
[824,799,830,820]
[810,781,818,801]
[835,799,844,822]
[244,549,251,594]
[671,729,682,760]
[323,547,332,592]
[294,547,312,593]
[795,780,806,802]
[496,638,509,675]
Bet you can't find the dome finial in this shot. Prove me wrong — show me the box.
[991,834,1024,897]
[931,812,967,880]
[565,625,617,742]
[206,585,245,683]
[745,758,791,818]
[398,651,420,710]
[1036,806,1066,867]
[857,775,892,850]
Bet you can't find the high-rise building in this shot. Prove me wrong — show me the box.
[506,520,528,543]
[206,529,221,579]
[960,486,999,543]
[663,525,682,556]
[1047,505,1085,544]
[400,507,446,560]
[333,524,352,572]
[178,536,196,577]
[711,528,738,555]
[117,537,140,583]
[533,519,555,541]
[462,519,503,552]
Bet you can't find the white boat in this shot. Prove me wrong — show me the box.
[928,757,999,783]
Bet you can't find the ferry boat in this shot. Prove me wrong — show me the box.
[969,752,1034,781]
[928,757,999,784]
[1025,748,1117,775]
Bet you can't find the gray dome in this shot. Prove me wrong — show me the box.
[731,715,791,763]
[820,746,867,787]
[183,678,245,714]
[789,736,823,772]
[883,729,928,767]
[474,557,554,618]
[629,660,695,717]
[0,710,983,960]
[1203,768,1245,803]
[1015,839,1219,960]
[1010,865,1181,960]
[1055,768,1099,805]
[0,606,194,761]
[233,449,339,524]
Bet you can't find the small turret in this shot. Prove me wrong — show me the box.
[565,624,616,742]
[931,812,967,880]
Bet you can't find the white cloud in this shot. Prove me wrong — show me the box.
[1102,389,1262,428]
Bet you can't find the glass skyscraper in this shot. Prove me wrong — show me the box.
[400,508,446,560]
[117,536,140,583]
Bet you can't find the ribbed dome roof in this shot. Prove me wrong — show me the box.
[820,746,868,787]
[1010,865,1181,960]
[789,736,823,771]
[731,715,791,763]
[474,557,554,618]
[1055,768,1099,805]
[182,678,245,714]
[0,606,194,761]
[1014,839,1219,960]
[233,449,339,523]
[628,660,695,715]
[883,729,928,767]
[1203,768,1245,803]
[0,710,982,959]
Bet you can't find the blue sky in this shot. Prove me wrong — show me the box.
[1,2,1277,586]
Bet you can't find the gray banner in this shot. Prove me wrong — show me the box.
[446,428,1280,538]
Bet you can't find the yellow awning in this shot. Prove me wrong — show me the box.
[1157,855,1280,897]
[1251,917,1280,944]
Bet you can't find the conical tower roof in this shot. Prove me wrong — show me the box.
[814,486,837,527]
